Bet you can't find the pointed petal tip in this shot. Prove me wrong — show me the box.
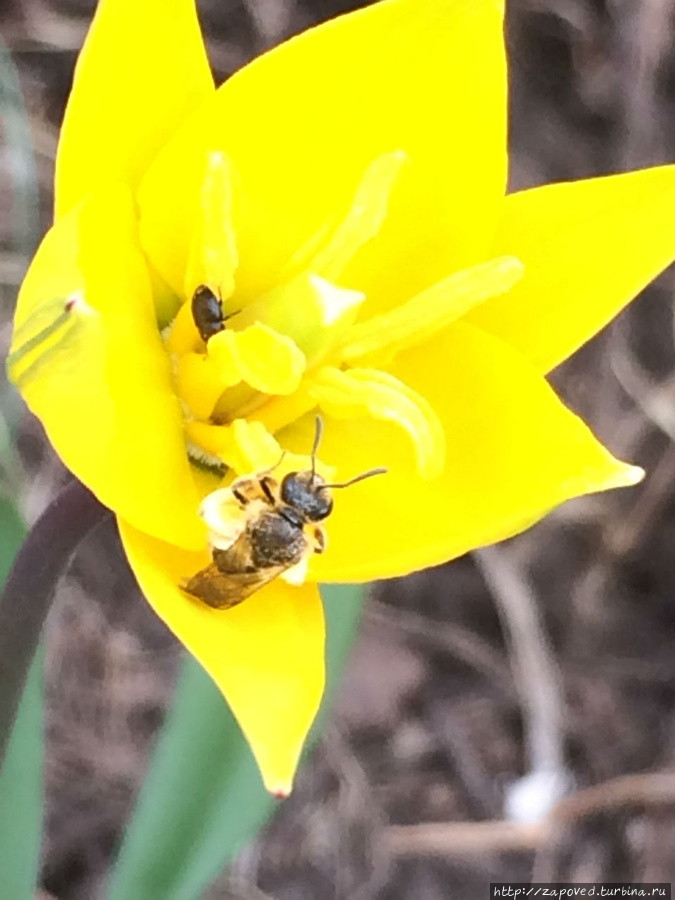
[265,777,293,800]
[608,463,645,489]
[585,460,644,494]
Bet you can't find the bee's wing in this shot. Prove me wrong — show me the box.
[182,527,304,610]
[182,561,291,609]
[182,531,312,609]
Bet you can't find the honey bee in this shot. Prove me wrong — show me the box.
[191,284,238,343]
[183,419,386,609]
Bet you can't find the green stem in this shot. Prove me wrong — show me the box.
[0,479,109,768]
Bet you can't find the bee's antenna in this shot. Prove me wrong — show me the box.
[259,450,286,476]
[323,467,388,490]
[310,416,323,484]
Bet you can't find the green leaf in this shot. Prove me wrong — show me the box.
[0,499,43,900]
[108,583,365,900]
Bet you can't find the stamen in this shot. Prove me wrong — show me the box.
[308,367,446,480]
[280,151,406,285]
[338,256,525,366]
[306,151,407,282]
[183,151,239,303]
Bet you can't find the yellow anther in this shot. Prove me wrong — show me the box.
[285,151,407,284]
[278,221,333,284]
[308,366,446,480]
[339,256,525,366]
[184,151,239,302]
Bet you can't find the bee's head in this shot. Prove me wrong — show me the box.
[279,416,388,522]
[280,471,333,522]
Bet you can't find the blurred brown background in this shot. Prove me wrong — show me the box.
[3,0,675,897]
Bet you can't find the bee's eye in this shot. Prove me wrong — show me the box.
[192,285,224,343]
[280,472,302,507]
[281,472,333,521]
[309,493,333,522]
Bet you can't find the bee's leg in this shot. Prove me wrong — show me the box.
[312,526,327,554]
[259,475,277,506]
[230,475,276,507]
[231,487,249,505]
[257,451,287,476]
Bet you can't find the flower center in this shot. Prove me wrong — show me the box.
[163,150,524,480]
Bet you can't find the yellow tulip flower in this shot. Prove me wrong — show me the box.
[8,0,675,795]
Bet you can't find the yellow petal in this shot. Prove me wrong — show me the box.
[138,0,506,315]
[279,322,641,583]
[118,519,325,795]
[467,165,675,373]
[8,185,204,550]
[55,0,214,218]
